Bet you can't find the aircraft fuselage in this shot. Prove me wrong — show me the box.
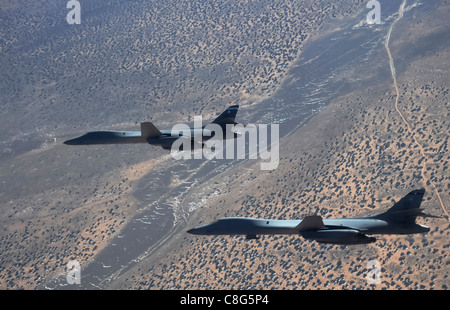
[64,128,209,146]
[187,217,429,237]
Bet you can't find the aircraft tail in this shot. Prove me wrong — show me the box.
[375,188,440,223]
[211,105,239,126]
[141,122,161,139]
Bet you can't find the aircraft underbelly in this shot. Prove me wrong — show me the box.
[323,218,388,234]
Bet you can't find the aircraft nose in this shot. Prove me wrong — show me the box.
[64,138,81,145]
[187,228,199,235]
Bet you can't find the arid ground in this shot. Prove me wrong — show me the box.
[0,0,448,290]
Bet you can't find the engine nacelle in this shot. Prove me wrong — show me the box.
[301,229,376,244]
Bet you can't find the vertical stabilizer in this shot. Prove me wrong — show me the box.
[212,105,239,126]
[376,189,439,222]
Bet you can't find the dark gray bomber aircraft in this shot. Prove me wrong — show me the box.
[64,105,239,150]
[188,189,440,244]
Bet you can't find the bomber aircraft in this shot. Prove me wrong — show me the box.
[64,105,240,150]
[188,189,440,244]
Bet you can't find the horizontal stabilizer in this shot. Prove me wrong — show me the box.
[416,211,442,219]
[389,208,426,217]
[141,122,161,139]
[295,215,325,231]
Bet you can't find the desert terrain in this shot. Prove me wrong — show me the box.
[109,0,450,290]
[0,0,448,291]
